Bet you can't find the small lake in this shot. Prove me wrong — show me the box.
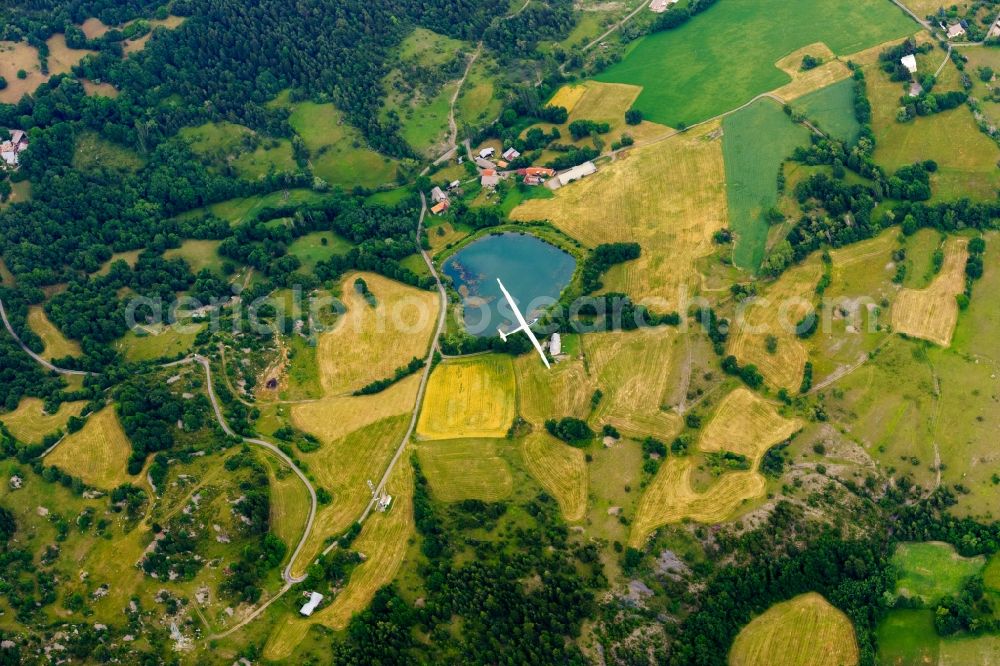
[442,232,576,337]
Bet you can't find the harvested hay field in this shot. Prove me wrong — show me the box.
[1,398,86,444]
[536,81,674,144]
[27,306,81,359]
[0,41,42,103]
[416,355,516,440]
[427,221,468,252]
[548,84,589,113]
[699,388,801,462]
[291,374,419,445]
[513,121,726,307]
[729,592,859,666]
[630,458,765,546]
[293,414,410,575]
[46,406,133,490]
[728,259,824,391]
[586,328,681,440]
[416,439,514,502]
[316,272,438,395]
[264,456,414,659]
[521,432,588,521]
[46,34,94,75]
[772,43,852,101]
[514,352,593,425]
[891,238,968,347]
[263,452,311,561]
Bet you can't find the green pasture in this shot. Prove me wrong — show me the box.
[287,231,352,273]
[876,609,939,665]
[893,541,985,603]
[791,78,862,144]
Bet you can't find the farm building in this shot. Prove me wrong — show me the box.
[557,161,597,186]
[900,54,917,74]
[431,200,450,215]
[549,332,562,356]
[481,169,500,188]
[518,167,556,177]
[524,175,542,185]
[479,147,495,159]
[475,156,496,170]
[496,159,509,169]
[376,493,393,512]
[430,186,447,203]
[649,0,679,11]
[0,129,28,168]
[502,147,521,161]
[448,179,461,190]
[946,23,966,39]
[299,592,324,616]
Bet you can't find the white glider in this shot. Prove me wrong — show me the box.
[496,278,550,369]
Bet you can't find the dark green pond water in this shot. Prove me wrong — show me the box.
[442,232,576,337]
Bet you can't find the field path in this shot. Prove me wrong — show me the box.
[357,192,448,522]
[437,43,483,165]
[0,297,94,376]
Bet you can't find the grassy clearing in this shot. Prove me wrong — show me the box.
[202,189,326,226]
[73,130,145,171]
[529,80,673,146]
[791,78,863,143]
[729,592,859,666]
[728,258,823,391]
[291,374,418,445]
[630,457,765,546]
[417,355,516,440]
[893,541,985,603]
[0,41,41,103]
[771,43,853,101]
[514,352,593,425]
[116,323,203,362]
[46,34,93,75]
[416,438,514,502]
[586,328,681,440]
[512,121,727,307]
[859,42,1000,200]
[521,432,588,521]
[426,221,469,252]
[181,121,296,179]
[722,97,811,270]
[264,455,414,658]
[0,180,31,210]
[0,398,86,444]
[82,80,118,97]
[456,54,502,129]
[121,15,186,55]
[163,239,223,273]
[286,231,352,272]
[315,272,438,395]
[45,406,134,490]
[891,237,968,347]
[27,306,81,359]
[876,609,939,666]
[262,452,310,563]
[280,96,398,188]
[595,0,915,127]
[698,388,801,462]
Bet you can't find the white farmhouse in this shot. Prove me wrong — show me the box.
[299,592,324,616]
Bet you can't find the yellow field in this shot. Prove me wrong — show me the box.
[729,259,823,390]
[46,406,133,490]
[416,439,514,502]
[0,398,86,444]
[46,34,93,76]
[292,414,409,575]
[729,592,859,666]
[548,84,589,113]
[80,18,111,39]
[772,43,852,101]
[264,455,414,659]
[27,306,81,359]
[586,328,681,440]
[543,81,674,144]
[263,452,311,561]
[511,121,727,307]
[699,388,801,462]
[630,458,765,546]
[514,352,593,425]
[521,432,588,521]
[291,373,418,445]
[427,222,468,252]
[316,272,438,395]
[892,238,968,347]
[416,355,516,440]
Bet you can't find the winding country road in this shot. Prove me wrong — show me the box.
[0,298,94,376]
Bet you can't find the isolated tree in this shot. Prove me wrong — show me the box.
[625,108,643,125]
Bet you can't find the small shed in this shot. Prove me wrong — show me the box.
[448,180,461,190]
[299,592,323,616]
[431,200,450,215]
[502,147,521,161]
[549,333,562,356]
[479,147,495,159]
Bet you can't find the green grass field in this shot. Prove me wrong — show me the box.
[73,130,145,171]
[456,55,502,129]
[893,542,985,603]
[791,78,862,144]
[595,0,915,127]
[287,231,352,272]
[416,438,514,502]
[279,96,399,188]
[722,98,811,270]
[116,323,204,362]
[163,239,224,274]
[876,609,939,665]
